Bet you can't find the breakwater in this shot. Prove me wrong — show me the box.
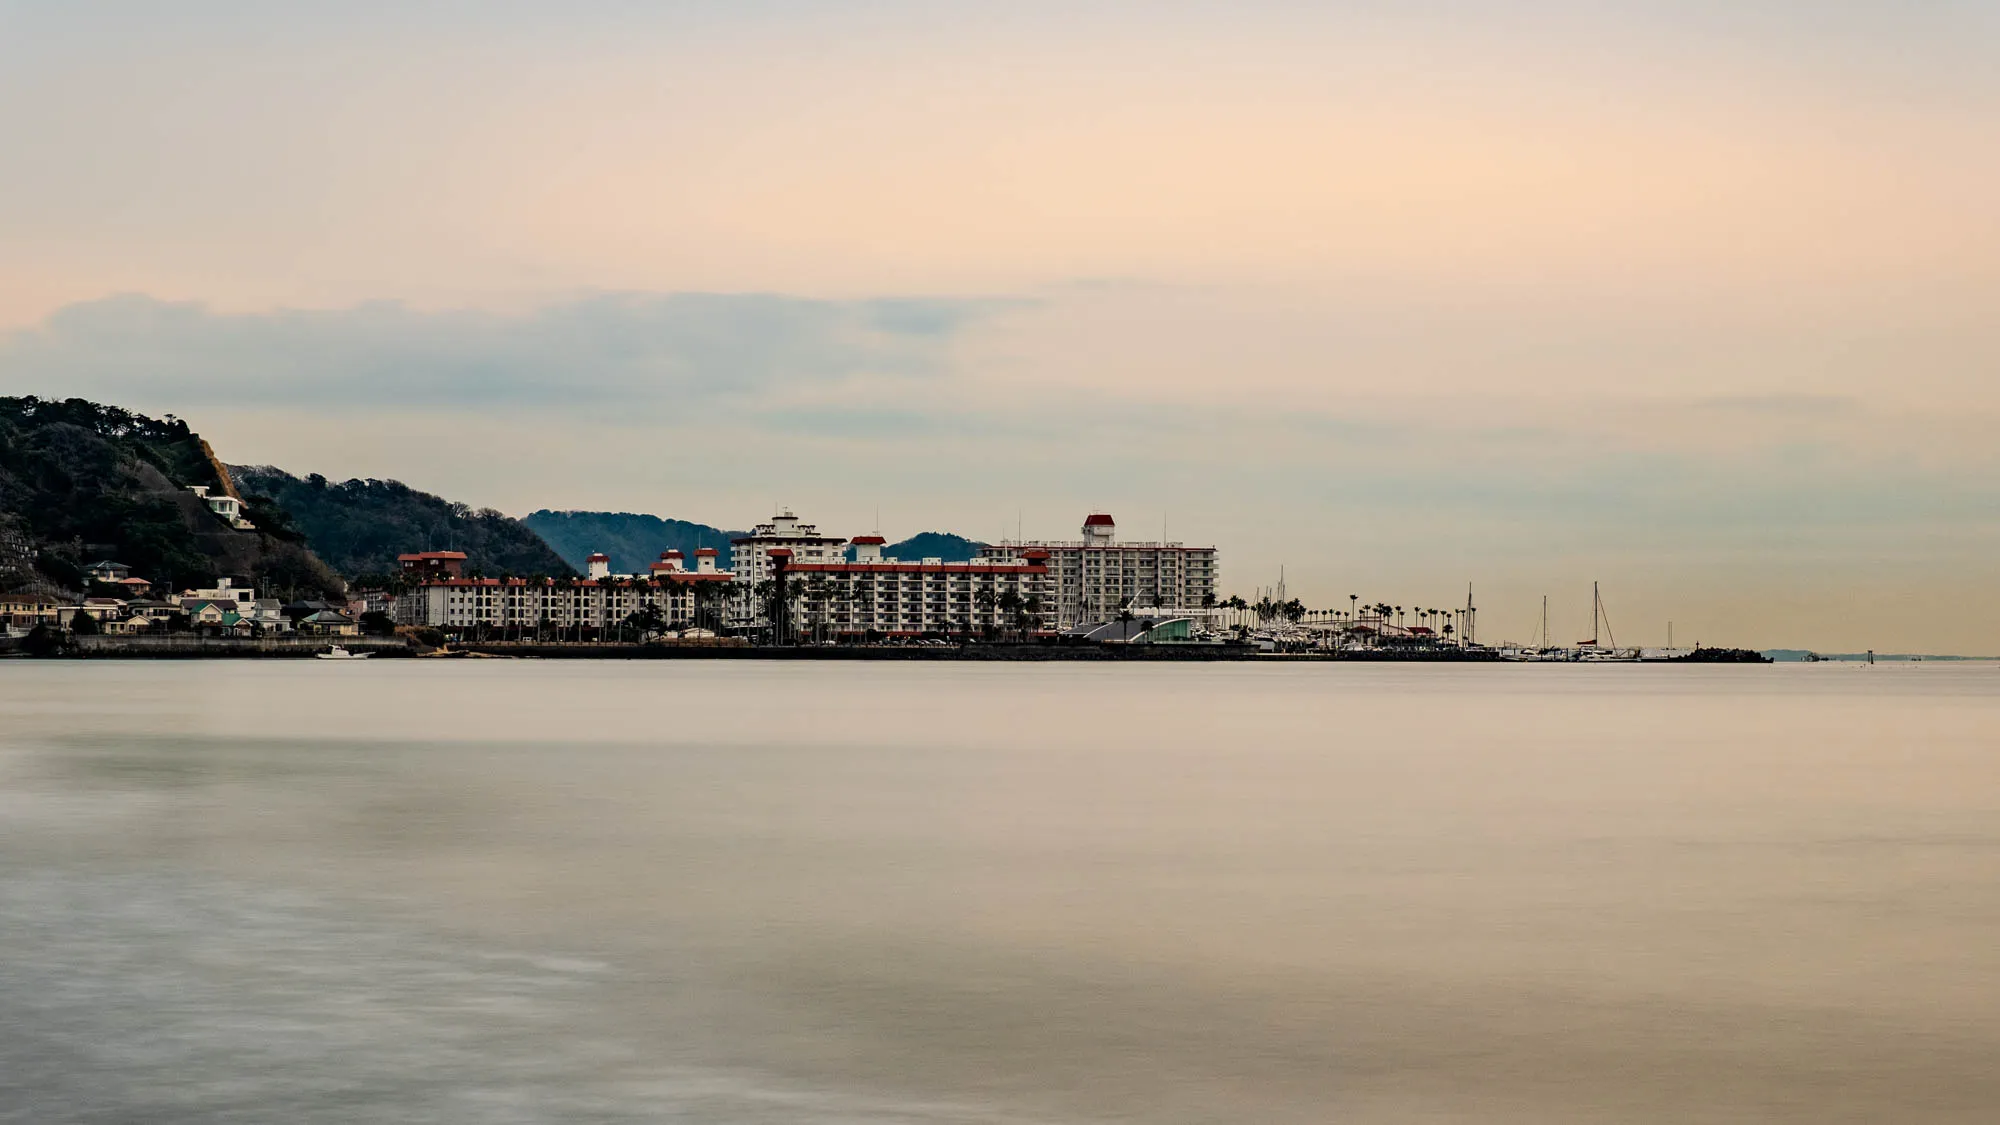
[450,642,1503,662]
[66,636,412,658]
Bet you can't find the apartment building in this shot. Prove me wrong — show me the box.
[727,510,851,628]
[976,513,1218,630]
[781,536,1053,638]
[395,564,733,633]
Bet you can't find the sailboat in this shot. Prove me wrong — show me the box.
[1502,596,1567,661]
[1573,583,1639,662]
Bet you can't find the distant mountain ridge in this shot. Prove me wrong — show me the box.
[233,466,574,579]
[523,510,984,572]
[858,531,983,563]
[523,511,747,575]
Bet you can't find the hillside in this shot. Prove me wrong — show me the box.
[233,466,574,580]
[867,531,983,563]
[522,511,746,575]
[522,511,986,571]
[0,396,343,598]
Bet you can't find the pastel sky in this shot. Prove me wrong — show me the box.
[3,1,1996,651]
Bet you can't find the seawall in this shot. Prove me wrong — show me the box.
[68,636,411,658]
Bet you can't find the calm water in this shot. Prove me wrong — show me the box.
[2,660,1997,1123]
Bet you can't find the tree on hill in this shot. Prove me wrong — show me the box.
[0,397,342,599]
[865,532,983,563]
[521,510,746,575]
[232,466,573,579]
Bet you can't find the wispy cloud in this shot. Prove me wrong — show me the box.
[1,292,1018,413]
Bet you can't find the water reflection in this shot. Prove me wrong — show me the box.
[3,661,1997,1122]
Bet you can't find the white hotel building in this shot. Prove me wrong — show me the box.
[977,514,1218,629]
[729,510,1052,637]
[397,510,1217,638]
[728,510,1215,637]
[395,549,733,632]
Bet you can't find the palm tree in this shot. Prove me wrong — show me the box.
[1020,593,1044,639]
[996,589,1022,640]
[804,575,833,643]
[973,587,1000,641]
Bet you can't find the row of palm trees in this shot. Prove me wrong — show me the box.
[1215,594,1309,628]
[750,576,1049,644]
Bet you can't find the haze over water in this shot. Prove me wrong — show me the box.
[3,660,1997,1123]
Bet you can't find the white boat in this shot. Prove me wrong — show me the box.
[315,645,371,660]
[1570,583,1639,661]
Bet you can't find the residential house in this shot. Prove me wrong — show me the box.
[0,594,62,633]
[296,610,359,637]
[248,598,290,633]
[49,598,126,634]
[188,485,256,531]
[85,560,132,583]
[181,577,258,611]
[398,551,467,579]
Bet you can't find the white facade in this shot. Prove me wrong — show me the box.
[180,577,257,607]
[977,514,1218,630]
[188,485,256,531]
[728,511,850,627]
[786,538,1053,638]
[395,573,733,633]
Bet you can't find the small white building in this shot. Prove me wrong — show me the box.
[188,485,256,531]
[181,577,257,609]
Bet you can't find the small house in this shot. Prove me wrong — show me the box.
[296,610,360,637]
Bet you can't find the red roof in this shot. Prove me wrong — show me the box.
[586,553,609,562]
[1021,549,1050,559]
[1083,514,1115,526]
[662,550,684,558]
[766,548,794,558]
[694,548,718,556]
[397,551,468,561]
[850,535,887,545]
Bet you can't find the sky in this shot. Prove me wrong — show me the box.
[2,1,1996,652]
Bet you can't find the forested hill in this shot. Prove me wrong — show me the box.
[523,510,984,571]
[522,511,746,575]
[865,531,983,563]
[233,466,574,580]
[0,396,343,598]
